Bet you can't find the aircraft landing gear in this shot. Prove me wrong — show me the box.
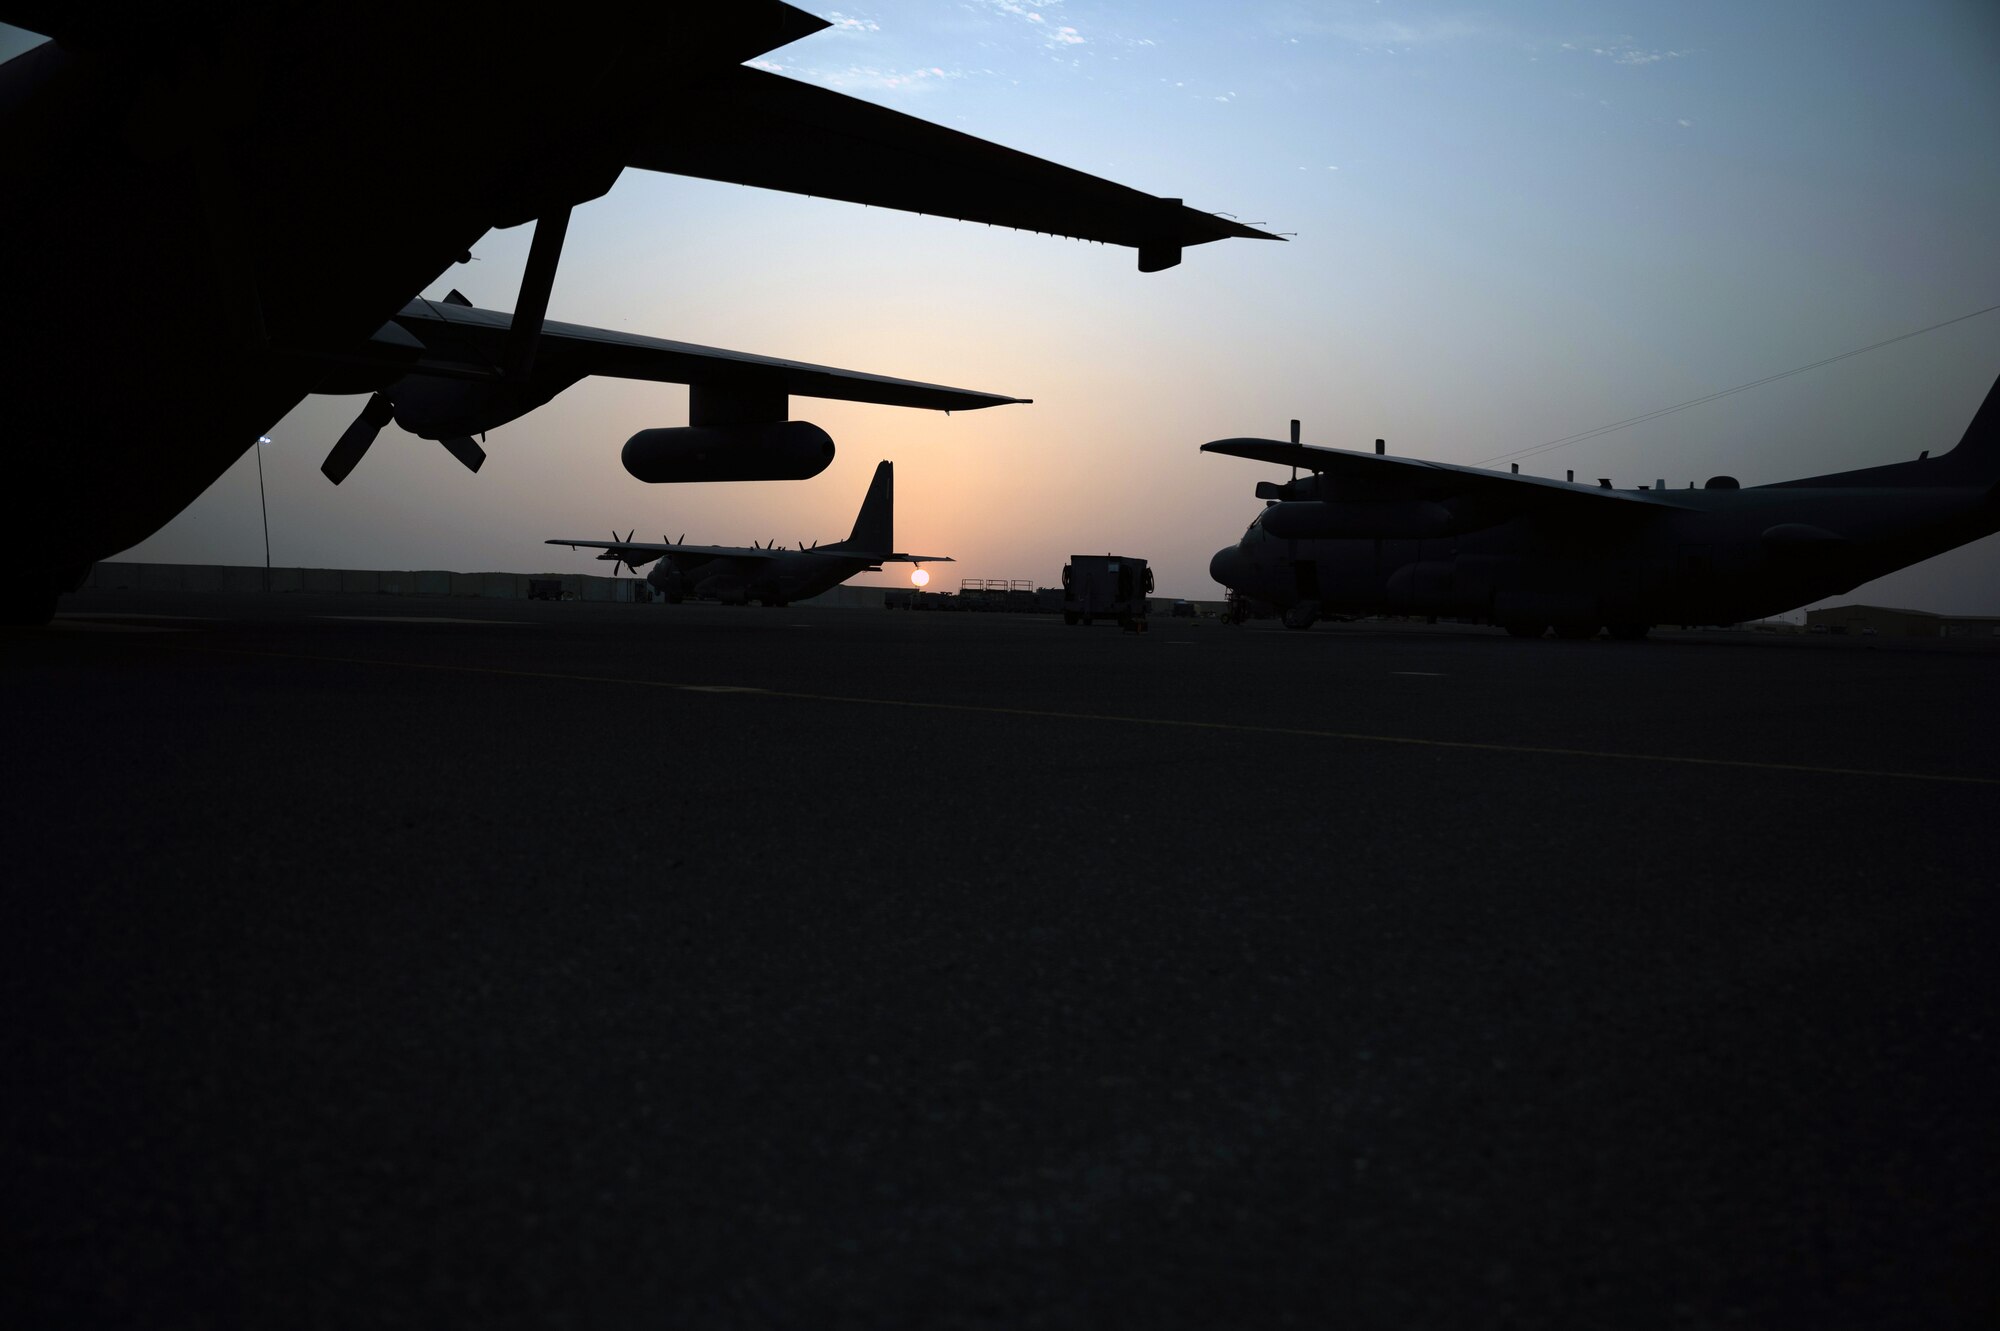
[1502,622,1547,638]
[1551,622,1601,640]
[1281,601,1320,631]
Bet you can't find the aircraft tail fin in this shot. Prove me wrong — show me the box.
[1770,370,2000,490]
[1939,370,2000,482]
[842,460,894,552]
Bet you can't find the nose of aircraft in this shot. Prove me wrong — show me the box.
[1210,544,1247,590]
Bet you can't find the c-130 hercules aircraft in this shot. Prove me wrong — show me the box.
[1205,372,2000,637]
[0,3,1276,623]
[549,460,945,608]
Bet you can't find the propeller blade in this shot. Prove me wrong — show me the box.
[436,435,486,473]
[321,393,395,485]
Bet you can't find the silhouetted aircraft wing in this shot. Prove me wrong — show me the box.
[628,65,1281,272]
[1202,438,1686,509]
[394,299,1027,412]
[546,539,782,565]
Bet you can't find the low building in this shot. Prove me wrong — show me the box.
[1805,604,2000,638]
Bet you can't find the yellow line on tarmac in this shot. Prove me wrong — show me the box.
[173,642,2000,788]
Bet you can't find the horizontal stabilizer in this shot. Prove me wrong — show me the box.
[838,552,953,565]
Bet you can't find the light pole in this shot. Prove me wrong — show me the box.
[255,435,272,592]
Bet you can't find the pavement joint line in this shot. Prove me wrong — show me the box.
[317,615,528,625]
[163,641,2000,788]
[54,611,211,620]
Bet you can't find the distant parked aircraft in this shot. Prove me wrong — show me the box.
[548,461,947,607]
[1205,372,2000,636]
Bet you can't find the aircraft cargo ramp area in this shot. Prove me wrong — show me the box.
[8,587,1999,1329]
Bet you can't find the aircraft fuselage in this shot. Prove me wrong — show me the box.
[648,551,879,607]
[1211,477,2000,631]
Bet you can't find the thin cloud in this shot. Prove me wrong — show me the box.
[976,0,1089,50]
[1275,11,1486,49]
[1612,48,1692,65]
[1563,38,1696,66]
[748,58,959,94]
[823,12,880,34]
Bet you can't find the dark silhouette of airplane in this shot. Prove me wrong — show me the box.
[549,460,944,608]
[0,5,1277,622]
[1205,373,2000,636]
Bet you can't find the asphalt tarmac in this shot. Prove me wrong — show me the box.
[8,589,1998,1328]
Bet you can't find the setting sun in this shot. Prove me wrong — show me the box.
[911,567,930,588]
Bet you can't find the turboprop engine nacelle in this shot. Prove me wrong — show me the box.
[622,422,836,483]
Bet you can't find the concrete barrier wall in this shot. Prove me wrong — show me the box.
[88,563,1020,608]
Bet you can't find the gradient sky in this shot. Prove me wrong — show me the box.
[14,2,1999,613]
